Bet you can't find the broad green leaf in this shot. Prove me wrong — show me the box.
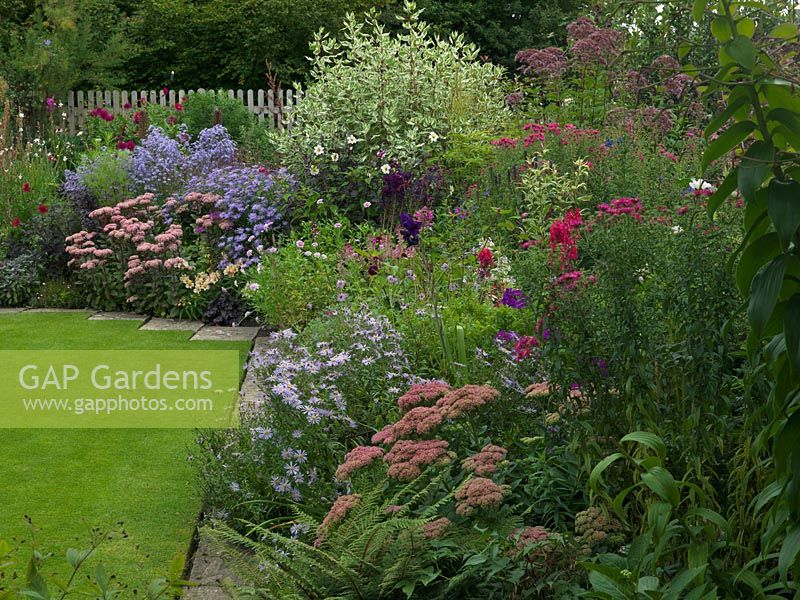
[702,120,755,171]
[726,36,756,69]
[621,431,667,460]
[711,17,733,42]
[769,23,799,40]
[748,256,788,338]
[663,566,707,600]
[642,466,681,508]
[768,179,800,249]
[739,141,774,204]
[678,41,692,60]
[737,17,756,38]
[708,168,739,215]
[588,570,630,600]
[703,94,748,139]
[736,232,780,296]
[692,0,706,23]
[779,523,800,580]
[787,295,800,373]
[589,452,623,491]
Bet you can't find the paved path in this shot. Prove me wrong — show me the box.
[1,309,262,342]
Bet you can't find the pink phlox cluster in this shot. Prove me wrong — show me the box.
[462,444,508,476]
[596,197,643,221]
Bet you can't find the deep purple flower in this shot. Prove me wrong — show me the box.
[495,330,520,344]
[399,212,422,246]
[382,171,412,203]
[501,288,528,309]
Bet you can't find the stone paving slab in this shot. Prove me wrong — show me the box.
[190,326,261,342]
[0,307,25,314]
[140,317,204,332]
[89,311,148,321]
[25,308,97,314]
[185,537,238,599]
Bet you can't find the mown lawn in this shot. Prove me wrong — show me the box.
[0,311,250,591]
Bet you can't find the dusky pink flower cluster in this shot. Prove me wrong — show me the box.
[461,444,508,476]
[315,493,361,546]
[421,517,452,540]
[454,477,507,516]
[566,17,625,68]
[515,47,568,79]
[384,439,452,481]
[396,381,451,411]
[335,445,384,481]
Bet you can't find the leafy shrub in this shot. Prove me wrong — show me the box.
[278,2,508,214]
[0,253,40,307]
[182,91,255,143]
[73,150,132,207]
[197,308,412,526]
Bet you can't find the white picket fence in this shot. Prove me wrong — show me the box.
[64,88,302,134]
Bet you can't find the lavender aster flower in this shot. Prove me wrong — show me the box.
[501,288,528,309]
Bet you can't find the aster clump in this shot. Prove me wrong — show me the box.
[435,384,501,419]
[384,439,452,481]
[397,381,451,412]
[335,445,385,480]
[461,444,508,476]
[315,494,362,545]
[455,477,508,516]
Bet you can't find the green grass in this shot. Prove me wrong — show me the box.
[0,311,251,591]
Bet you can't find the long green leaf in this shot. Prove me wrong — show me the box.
[768,179,800,249]
[702,120,755,171]
[748,256,788,338]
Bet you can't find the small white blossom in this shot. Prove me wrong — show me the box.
[380,163,391,174]
[428,131,439,143]
[313,144,325,156]
[309,165,319,175]
[363,201,372,208]
[330,153,339,162]
[671,225,684,234]
[346,134,357,145]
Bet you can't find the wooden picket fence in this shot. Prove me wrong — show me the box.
[64,88,302,134]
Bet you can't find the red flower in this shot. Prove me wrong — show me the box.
[22,182,31,193]
[37,204,48,214]
[477,247,494,269]
[11,218,21,227]
[162,87,169,96]
[133,111,143,124]
[174,102,183,111]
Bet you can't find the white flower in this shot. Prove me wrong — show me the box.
[333,222,342,228]
[313,144,325,156]
[304,250,312,257]
[428,131,439,143]
[346,134,357,145]
[316,198,324,205]
[671,225,684,234]
[309,165,319,175]
[247,282,260,292]
[330,153,339,162]
[363,201,372,208]
[689,178,715,191]
[380,163,391,174]
[18,112,24,119]
[320,253,328,260]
